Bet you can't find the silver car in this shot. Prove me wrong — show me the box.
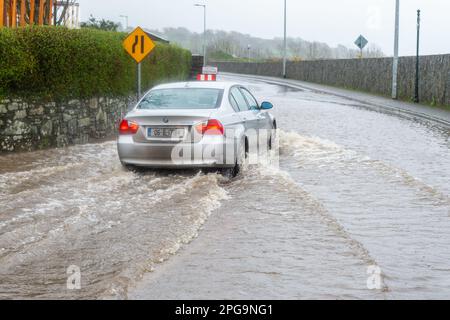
[117,81,276,176]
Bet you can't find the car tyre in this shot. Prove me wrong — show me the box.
[221,139,246,178]
[269,123,277,151]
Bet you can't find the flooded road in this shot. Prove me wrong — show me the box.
[1,76,450,299]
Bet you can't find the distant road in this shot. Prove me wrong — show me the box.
[221,72,450,129]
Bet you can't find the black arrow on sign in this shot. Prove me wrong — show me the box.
[132,35,146,54]
[132,35,139,54]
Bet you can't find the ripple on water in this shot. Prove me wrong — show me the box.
[0,142,229,299]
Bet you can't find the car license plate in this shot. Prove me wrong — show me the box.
[147,127,185,139]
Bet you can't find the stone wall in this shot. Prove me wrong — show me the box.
[213,54,450,106]
[0,97,133,152]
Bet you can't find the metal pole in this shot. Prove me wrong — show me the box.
[195,4,207,67]
[137,62,141,101]
[203,5,207,67]
[414,9,420,103]
[76,4,79,28]
[119,15,128,30]
[282,0,287,78]
[392,0,400,99]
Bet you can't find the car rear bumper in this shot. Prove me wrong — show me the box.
[117,135,236,168]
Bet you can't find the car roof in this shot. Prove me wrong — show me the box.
[151,81,242,91]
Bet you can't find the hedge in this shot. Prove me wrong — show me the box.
[0,26,191,100]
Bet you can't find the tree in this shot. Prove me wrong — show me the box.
[80,15,120,32]
[145,27,385,61]
[365,44,385,58]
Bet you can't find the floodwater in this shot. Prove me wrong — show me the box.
[1,76,450,299]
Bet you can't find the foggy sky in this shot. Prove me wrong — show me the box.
[77,0,450,56]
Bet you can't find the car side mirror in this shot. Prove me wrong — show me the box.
[260,101,273,110]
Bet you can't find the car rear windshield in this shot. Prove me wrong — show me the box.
[137,88,224,110]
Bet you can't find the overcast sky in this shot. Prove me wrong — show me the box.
[77,0,450,56]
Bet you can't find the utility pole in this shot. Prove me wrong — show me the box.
[247,44,251,62]
[195,3,207,67]
[282,0,287,78]
[414,9,421,103]
[119,15,129,31]
[203,5,207,66]
[392,0,400,99]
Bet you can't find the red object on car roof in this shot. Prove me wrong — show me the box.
[197,74,216,81]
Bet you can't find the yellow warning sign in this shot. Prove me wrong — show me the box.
[123,27,156,63]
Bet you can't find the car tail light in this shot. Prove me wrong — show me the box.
[119,119,139,135]
[195,119,224,135]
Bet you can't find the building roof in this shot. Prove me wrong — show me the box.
[143,29,170,44]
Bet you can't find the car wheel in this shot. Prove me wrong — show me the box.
[220,164,238,178]
[221,139,246,178]
[269,123,277,151]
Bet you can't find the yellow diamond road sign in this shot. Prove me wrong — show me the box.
[123,27,156,63]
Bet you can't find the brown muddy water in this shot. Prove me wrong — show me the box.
[1,76,450,299]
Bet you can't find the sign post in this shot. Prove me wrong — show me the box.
[137,63,142,100]
[354,35,368,58]
[123,27,156,100]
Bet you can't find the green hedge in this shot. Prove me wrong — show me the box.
[0,27,191,100]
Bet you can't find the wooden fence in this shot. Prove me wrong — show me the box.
[1,0,53,27]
